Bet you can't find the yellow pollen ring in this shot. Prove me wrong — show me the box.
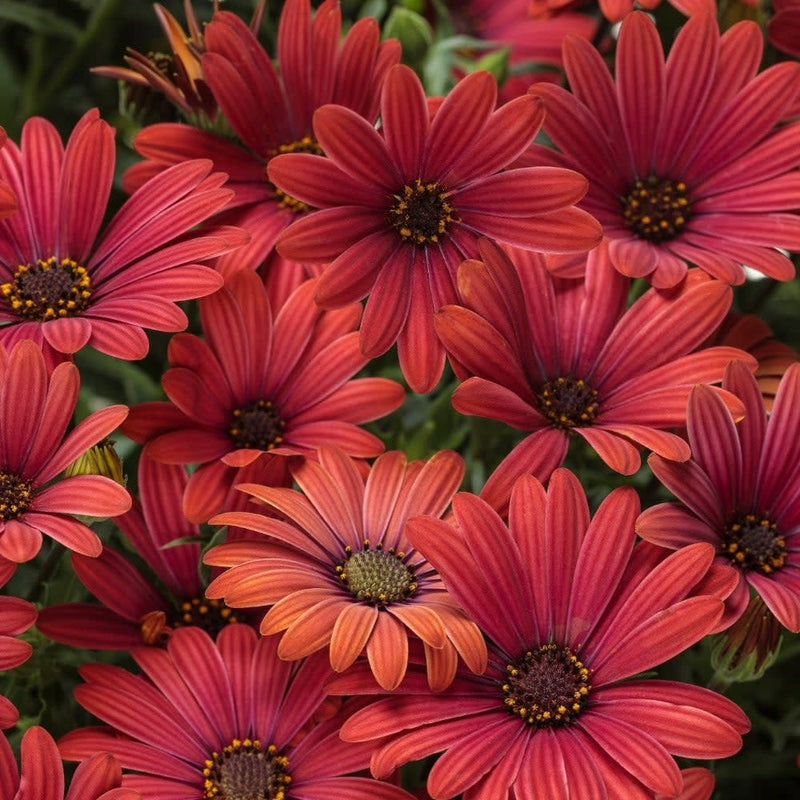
[389,179,458,245]
[1,256,92,321]
[268,136,323,214]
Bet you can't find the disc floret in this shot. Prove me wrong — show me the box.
[229,400,285,451]
[336,540,417,608]
[203,738,291,800]
[536,376,599,430]
[502,643,591,727]
[621,175,691,243]
[389,179,457,245]
[1,256,92,320]
[721,513,786,575]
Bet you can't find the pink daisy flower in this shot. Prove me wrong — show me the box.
[36,454,259,650]
[564,0,717,24]
[122,269,404,522]
[769,0,800,58]
[332,470,747,799]
[205,446,487,691]
[0,129,15,221]
[0,726,140,800]
[0,556,36,729]
[0,109,244,359]
[703,311,799,413]
[524,12,800,287]
[124,0,400,279]
[0,339,130,563]
[434,238,752,511]
[92,0,265,127]
[637,360,800,632]
[657,768,715,800]
[440,1,599,101]
[58,624,415,800]
[269,63,602,392]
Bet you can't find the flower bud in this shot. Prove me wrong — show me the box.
[65,439,126,487]
[710,595,782,683]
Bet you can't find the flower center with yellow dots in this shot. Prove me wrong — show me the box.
[621,175,691,243]
[336,542,417,608]
[1,257,92,320]
[175,597,239,635]
[535,376,598,430]
[389,180,458,245]
[502,644,591,727]
[270,136,323,214]
[0,472,32,521]
[203,739,291,800]
[721,513,786,575]
[229,400,285,451]
[139,598,239,646]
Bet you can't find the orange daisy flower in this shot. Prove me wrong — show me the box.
[205,446,487,691]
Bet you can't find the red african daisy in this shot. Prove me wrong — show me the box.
[434,238,752,511]
[58,625,415,800]
[0,109,244,360]
[124,0,399,279]
[553,0,716,24]
[331,470,747,799]
[657,768,715,800]
[269,63,601,392]
[122,269,404,522]
[524,12,800,287]
[637,360,800,633]
[205,446,487,691]
[93,0,265,127]
[768,0,800,58]
[36,454,261,650]
[440,1,598,101]
[0,129,15,221]
[703,312,798,413]
[0,556,36,728]
[0,339,130,563]
[0,726,140,800]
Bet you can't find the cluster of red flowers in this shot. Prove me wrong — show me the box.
[1,0,799,798]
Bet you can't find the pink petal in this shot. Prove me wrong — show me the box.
[33,475,131,516]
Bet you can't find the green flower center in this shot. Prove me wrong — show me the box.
[621,175,691,243]
[229,400,285,451]
[721,513,786,575]
[389,179,458,245]
[336,542,417,607]
[203,739,290,800]
[502,644,591,727]
[0,472,32,521]
[535,376,599,430]
[1,257,92,320]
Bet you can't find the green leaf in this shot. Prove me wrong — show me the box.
[0,2,82,39]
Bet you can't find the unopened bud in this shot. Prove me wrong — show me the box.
[383,8,432,66]
[710,595,782,683]
[65,439,126,487]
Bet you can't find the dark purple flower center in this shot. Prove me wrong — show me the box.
[173,596,239,636]
[336,542,417,607]
[389,180,457,245]
[203,739,291,800]
[535,376,599,430]
[1,257,92,321]
[721,513,786,575]
[502,644,591,727]
[229,400,285,451]
[271,136,323,214]
[0,472,32,521]
[621,175,691,243]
